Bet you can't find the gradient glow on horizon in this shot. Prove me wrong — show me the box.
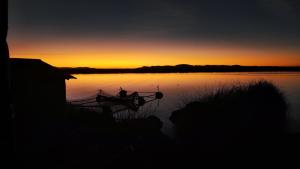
[8,38,300,68]
[8,0,300,68]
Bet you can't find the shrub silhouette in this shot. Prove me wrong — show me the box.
[170,80,288,154]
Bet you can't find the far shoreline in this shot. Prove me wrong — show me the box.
[60,64,300,74]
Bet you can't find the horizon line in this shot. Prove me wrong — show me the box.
[58,64,300,69]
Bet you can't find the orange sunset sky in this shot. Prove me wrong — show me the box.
[8,0,300,68]
[8,37,300,68]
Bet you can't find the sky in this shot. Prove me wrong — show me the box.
[8,0,300,68]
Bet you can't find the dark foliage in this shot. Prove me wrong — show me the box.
[16,104,171,169]
[169,81,298,158]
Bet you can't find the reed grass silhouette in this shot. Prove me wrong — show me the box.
[170,80,289,156]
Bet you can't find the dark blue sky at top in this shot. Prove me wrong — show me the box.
[8,0,300,48]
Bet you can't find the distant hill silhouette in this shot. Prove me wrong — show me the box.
[61,64,300,74]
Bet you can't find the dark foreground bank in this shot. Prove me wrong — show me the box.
[16,81,300,168]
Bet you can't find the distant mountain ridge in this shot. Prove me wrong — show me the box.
[60,64,300,74]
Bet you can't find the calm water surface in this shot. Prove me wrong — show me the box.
[66,72,300,135]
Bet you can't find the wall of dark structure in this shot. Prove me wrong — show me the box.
[0,0,14,168]
[11,68,67,110]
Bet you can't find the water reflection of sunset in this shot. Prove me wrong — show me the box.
[66,72,300,100]
[66,72,300,133]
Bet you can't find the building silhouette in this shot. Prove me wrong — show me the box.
[10,58,75,111]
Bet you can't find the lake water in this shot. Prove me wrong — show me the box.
[66,72,300,135]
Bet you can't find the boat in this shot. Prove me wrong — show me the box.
[69,87,163,114]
